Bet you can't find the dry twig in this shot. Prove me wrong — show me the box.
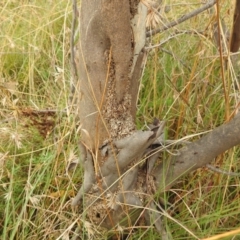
[146,0,216,37]
[206,164,240,177]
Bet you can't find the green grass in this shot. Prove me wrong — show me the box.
[1,0,240,239]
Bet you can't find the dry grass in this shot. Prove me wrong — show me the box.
[0,0,240,239]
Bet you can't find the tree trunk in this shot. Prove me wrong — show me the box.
[73,0,147,152]
[72,0,157,229]
[71,0,240,236]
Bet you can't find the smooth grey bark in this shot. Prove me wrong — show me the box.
[74,0,146,151]
[72,0,155,230]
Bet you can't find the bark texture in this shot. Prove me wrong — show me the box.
[73,0,156,230]
[72,0,240,235]
[75,0,146,151]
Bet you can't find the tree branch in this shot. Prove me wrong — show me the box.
[206,164,240,177]
[146,0,216,37]
[154,113,240,191]
[230,0,240,52]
